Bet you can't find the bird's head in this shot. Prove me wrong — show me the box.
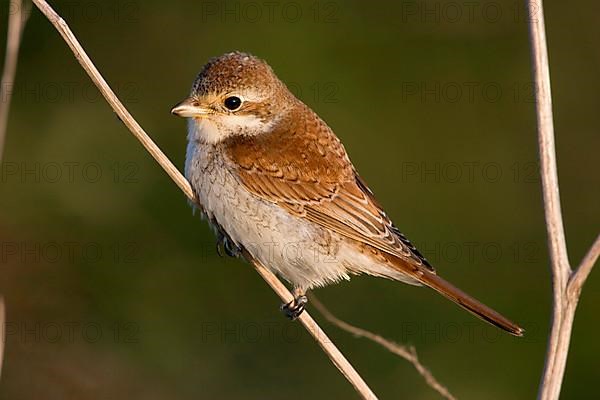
[171,51,294,144]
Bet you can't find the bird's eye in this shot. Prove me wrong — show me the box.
[224,96,242,111]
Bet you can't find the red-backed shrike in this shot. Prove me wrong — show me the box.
[172,52,523,336]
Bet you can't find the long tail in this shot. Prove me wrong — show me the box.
[415,267,524,336]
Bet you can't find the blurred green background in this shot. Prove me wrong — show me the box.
[1,0,598,398]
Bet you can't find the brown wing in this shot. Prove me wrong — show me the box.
[224,102,433,271]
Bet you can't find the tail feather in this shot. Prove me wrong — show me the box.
[416,268,524,336]
[384,252,524,336]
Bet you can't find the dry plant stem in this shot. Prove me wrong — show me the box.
[30,1,377,398]
[539,234,600,400]
[569,235,600,294]
[0,0,31,160]
[310,296,456,400]
[529,1,600,399]
[529,2,571,397]
[0,297,5,379]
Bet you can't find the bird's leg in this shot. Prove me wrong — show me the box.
[216,231,225,257]
[281,288,308,320]
[223,236,241,258]
[215,231,241,258]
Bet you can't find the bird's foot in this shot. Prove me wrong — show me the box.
[216,232,241,258]
[281,295,308,320]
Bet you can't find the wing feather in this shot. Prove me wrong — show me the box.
[224,102,434,272]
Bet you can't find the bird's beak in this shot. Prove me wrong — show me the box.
[171,97,210,118]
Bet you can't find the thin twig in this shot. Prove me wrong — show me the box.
[568,235,600,295]
[528,0,570,283]
[0,0,31,160]
[28,1,377,398]
[529,1,600,399]
[0,296,5,380]
[310,295,456,400]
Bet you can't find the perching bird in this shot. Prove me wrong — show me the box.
[171,51,523,336]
